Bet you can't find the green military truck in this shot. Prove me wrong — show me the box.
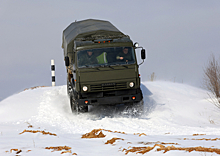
[62,19,146,113]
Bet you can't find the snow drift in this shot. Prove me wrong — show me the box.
[0,81,220,156]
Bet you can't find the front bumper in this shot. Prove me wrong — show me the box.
[78,91,143,106]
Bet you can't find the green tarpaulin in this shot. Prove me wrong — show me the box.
[62,19,124,55]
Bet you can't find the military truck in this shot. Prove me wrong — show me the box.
[62,19,146,113]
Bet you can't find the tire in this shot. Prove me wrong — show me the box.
[70,92,88,113]
[70,94,76,112]
[67,77,72,97]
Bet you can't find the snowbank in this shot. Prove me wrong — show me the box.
[0,81,220,156]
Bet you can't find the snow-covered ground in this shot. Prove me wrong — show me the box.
[0,81,220,156]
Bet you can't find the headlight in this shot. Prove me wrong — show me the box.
[129,82,134,88]
[83,86,88,92]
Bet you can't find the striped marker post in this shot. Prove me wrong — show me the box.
[51,59,55,86]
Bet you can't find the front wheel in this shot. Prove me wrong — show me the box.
[70,94,76,112]
[70,93,88,113]
[67,78,72,97]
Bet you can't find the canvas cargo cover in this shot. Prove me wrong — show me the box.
[62,19,125,55]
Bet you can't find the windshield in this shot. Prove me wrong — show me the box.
[77,47,135,68]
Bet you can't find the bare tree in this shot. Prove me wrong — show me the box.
[203,54,220,109]
[150,72,156,81]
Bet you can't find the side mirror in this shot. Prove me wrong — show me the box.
[65,56,69,66]
[141,49,146,60]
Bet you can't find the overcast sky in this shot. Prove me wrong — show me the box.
[1,0,220,101]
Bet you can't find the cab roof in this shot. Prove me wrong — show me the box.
[62,19,125,55]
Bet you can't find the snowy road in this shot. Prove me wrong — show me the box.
[0,81,220,155]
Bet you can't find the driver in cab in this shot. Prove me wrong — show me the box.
[78,50,98,66]
[116,47,132,62]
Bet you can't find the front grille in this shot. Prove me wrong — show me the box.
[90,82,127,91]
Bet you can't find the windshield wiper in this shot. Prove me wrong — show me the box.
[122,65,128,68]
[80,65,89,68]
[92,66,100,70]
[79,65,100,70]
[97,64,115,69]
[106,65,114,69]
[114,63,128,68]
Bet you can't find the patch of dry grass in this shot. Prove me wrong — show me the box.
[19,129,57,136]
[45,146,71,152]
[45,146,77,155]
[23,86,48,91]
[183,137,220,141]
[138,141,179,145]
[102,129,127,134]
[134,133,147,136]
[81,129,128,139]
[193,134,206,136]
[105,138,124,144]
[122,144,220,155]
[9,149,22,154]
[82,128,147,139]
[81,129,106,138]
